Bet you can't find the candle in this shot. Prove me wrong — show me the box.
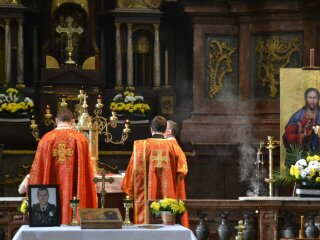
[310,48,315,67]
[165,50,169,86]
[300,215,304,238]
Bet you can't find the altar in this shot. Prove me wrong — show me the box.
[13,224,197,240]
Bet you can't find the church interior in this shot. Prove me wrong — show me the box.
[2,0,320,239]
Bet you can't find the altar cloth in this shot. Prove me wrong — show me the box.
[13,224,197,240]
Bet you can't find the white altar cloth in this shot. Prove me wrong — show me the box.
[18,173,124,194]
[13,224,197,240]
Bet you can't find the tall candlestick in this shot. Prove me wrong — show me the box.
[165,50,169,86]
[299,215,305,238]
[310,48,315,67]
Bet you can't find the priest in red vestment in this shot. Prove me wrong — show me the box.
[29,108,98,225]
[164,120,189,227]
[121,116,188,226]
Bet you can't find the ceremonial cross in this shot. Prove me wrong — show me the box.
[52,143,73,164]
[150,150,168,168]
[56,16,83,63]
[93,169,114,208]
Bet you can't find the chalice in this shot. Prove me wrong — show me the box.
[123,195,133,225]
[69,196,80,226]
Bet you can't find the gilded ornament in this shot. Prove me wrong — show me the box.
[117,0,161,9]
[207,40,237,98]
[256,36,300,98]
[52,0,88,14]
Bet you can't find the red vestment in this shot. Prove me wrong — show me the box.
[121,138,188,226]
[29,129,98,225]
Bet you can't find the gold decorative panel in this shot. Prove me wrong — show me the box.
[117,0,161,9]
[52,0,88,14]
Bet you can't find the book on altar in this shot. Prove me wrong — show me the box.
[79,208,123,229]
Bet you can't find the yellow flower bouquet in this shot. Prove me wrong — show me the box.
[0,87,34,115]
[150,198,186,215]
[109,89,150,116]
[17,198,29,214]
[276,146,320,186]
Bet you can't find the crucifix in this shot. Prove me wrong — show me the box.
[56,16,83,65]
[93,168,115,208]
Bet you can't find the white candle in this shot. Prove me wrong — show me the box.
[310,48,315,67]
[165,50,169,86]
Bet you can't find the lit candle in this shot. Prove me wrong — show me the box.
[46,105,50,112]
[300,215,304,238]
[310,48,315,67]
[165,50,169,86]
[125,119,130,127]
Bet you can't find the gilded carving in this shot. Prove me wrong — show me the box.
[117,0,161,9]
[256,36,300,98]
[207,39,237,98]
[52,0,88,14]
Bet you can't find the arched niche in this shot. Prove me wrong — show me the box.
[132,27,154,87]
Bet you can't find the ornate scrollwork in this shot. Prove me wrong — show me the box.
[256,36,300,98]
[117,0,161,9]
[207,39,237,98]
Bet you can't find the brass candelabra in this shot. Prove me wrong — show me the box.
[70,196,80,226]
[29,88,131,161]
[258,136,280,197]
[123,195,133,225]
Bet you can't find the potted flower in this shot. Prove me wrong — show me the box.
[150,198,186,225]
[276,146,320,197]
[109,88,150,119]
[0,87,34,117]
[17,198,29,214]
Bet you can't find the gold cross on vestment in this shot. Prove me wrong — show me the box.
[150,150,168,168]
[52,143,73,164]
[93,169,115,208]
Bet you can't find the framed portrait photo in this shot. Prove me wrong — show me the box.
[28,184,60,227]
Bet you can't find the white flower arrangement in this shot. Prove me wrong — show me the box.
[0,87,34,114]
[109,90,150,115]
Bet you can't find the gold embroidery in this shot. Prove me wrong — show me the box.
[150,150,168,168]
[52,143,73,164]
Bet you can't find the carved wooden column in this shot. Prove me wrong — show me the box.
[4,18,12,85]
[127,23,133,87]
[32,25,39,83]
[259,205,279,240]
[17,18,24,86]
[153,23,160,89]
[115,22,123,89]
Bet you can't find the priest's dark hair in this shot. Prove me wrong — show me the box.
[151,116,167,133]
[56,108,74,122]
[167,120,179,137]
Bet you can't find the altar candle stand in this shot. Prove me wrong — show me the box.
[299,215,305,238]
[70,196,80,226]
[123,195,133,225]
[310,48,315,68]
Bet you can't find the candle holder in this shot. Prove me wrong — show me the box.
[123,195,133,225]
[70,196,80,226]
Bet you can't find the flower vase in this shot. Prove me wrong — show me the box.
[296,183,320,197]
[305,213,319,238]
[243,213,256,240]
[195,211,210,240]
[217,212,233,240]
[280,212,298,238]
[161,211,175,225]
